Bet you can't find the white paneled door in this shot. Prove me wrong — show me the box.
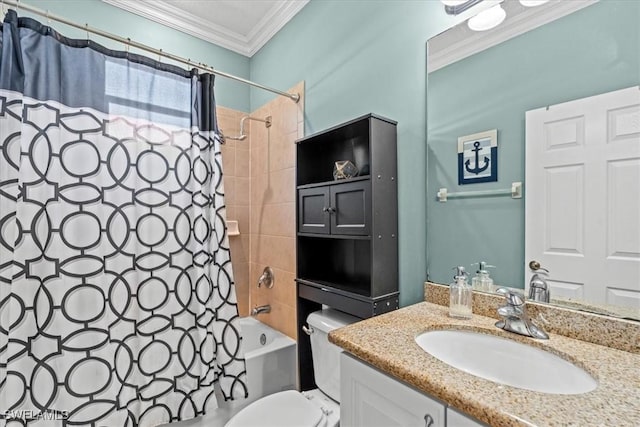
[525,86,640,309]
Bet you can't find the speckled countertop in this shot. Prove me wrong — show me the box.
[329,302,640,427]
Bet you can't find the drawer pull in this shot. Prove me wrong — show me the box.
[424,414,434,427]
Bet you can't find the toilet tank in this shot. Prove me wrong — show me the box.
[307,308,359,402]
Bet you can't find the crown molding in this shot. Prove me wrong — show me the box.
[428,0,597,73]
[246,0,309,57]
[102,0,308,57]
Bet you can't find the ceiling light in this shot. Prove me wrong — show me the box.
[441,0,468,6]
[467,4,506,31]
[519,0,550,6]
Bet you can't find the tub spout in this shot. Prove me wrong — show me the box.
[251,304,271,316]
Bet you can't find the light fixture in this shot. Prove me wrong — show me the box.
[467,4,506,31]
[442,0,484,16]
[519,0,550,6]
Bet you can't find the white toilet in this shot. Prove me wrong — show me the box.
[225,308,359,427]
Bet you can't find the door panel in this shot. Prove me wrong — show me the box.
[330,180,371,236]
[341,353,445,427]
[526,86,640,309]
[298,187,330,234]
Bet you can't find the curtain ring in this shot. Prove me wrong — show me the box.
[125,37,131,53]
[85,23,90,41]
[46,10,51,25]
[158,48,163,62]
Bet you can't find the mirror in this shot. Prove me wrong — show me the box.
[426,0,640,320]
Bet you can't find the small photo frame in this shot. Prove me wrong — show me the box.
[458,129,498,185]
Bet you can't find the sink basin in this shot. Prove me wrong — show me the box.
[415,330,597,395]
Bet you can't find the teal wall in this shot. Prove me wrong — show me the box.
[249,1,466,306]
[21,0,251,111]
[426,1,640,288]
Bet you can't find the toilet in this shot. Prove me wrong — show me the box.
[225,308,359,427]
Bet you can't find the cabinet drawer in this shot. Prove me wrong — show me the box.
[341,353,445,427]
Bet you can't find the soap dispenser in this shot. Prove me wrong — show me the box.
[471,262,495,293]
[450,266,472,319]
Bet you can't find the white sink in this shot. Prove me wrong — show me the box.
[415,330,597,395]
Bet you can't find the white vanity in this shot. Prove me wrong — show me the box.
[330,301,640,426]
[341,352,484,427]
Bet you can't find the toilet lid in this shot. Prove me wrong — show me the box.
[225,390,324,427]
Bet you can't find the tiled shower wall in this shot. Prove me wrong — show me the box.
[250,81,304,339]
[218,81,304,338]
[218,106,251,317]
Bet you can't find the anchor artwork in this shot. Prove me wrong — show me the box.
[457,129,498,185]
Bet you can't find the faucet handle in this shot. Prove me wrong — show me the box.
[496,288,525,306]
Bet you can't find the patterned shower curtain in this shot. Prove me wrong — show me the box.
[0,10,246,427]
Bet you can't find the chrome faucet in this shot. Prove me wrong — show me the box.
[251,304,271,316]
[528,261,550,303]
[495,288,548,339]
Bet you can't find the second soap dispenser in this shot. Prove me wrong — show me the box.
[450,266,472,319]
[471,261,495,293]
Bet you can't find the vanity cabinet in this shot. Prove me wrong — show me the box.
[341,353,445,427]
[296,114,399,390]
[341,353,486,427]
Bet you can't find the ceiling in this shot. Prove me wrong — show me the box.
[102,0,310,57]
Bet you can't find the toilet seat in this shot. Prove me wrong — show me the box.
[224,390,325,427]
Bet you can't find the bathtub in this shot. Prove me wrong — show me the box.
[237,316,297,401]
[171,317,296,427]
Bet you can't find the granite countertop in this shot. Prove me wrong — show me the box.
[329,302,640,427]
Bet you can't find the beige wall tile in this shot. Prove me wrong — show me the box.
[269,129,297,172]
[229,234,248,264]
[251,235,296,273]
[256,203,295,238]
[235,148,250,178]
[236,177,250,206]
[245,81,303,337]
[233,261,249,317]
[222,146,236,177]
[232,206,250,239]
[251,168,295,206]
[224,176,236,206]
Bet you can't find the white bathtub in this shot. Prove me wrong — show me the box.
[169,317,297,427]
[237,316,297,401]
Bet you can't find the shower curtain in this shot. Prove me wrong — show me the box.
[0,10,246,427]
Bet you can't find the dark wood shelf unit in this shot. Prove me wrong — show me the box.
[295,113,399,391]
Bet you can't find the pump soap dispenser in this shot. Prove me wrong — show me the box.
[471,261,495,293]
[450,266,472,319]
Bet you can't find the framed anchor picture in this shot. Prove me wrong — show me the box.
[457,129,498,185]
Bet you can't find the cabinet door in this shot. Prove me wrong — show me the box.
[298,187,330,234]
[330,180,371,236]
[341,353,445,427]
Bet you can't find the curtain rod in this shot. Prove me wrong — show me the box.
[1,0,300,103]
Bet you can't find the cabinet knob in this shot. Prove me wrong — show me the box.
[424,414,434,427]
[322,207,329,212]
[327,207,336,214]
